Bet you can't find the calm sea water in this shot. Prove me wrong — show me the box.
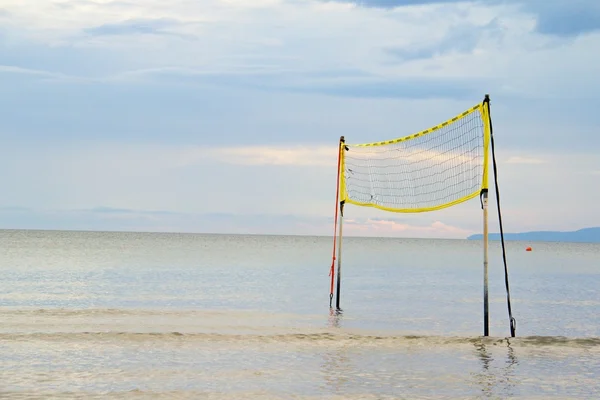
[0,229,598,399]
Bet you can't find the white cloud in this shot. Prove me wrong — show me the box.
[506,156,546,165]
[195,145,337,167]
[0,140,598,235]
[1,140,599,233]
[0,65,56,76]
[0,0,599,236]
[0,142,340,215]
[344,218,473,238]
[0,206,477,238]
[54,143,339,169]
[1,0,598,101]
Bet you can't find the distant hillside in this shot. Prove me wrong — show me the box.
[467,227,600,243]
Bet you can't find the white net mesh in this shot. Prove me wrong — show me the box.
[342,106,487,212]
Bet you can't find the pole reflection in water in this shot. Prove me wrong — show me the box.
[319,310,353,395]
[472,338,520,398]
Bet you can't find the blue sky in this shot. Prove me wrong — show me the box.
[0,0,599,238]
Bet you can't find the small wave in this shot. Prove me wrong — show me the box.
[0,307,321,321]
[515,335,600,347]
[0,308,233,317]
[2,331,598,348]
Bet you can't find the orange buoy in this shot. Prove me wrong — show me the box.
[526,247,532,251]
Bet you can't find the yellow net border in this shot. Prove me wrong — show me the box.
[340,101,491,213]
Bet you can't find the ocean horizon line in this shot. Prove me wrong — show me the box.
[0,227,472,241]
[3,227,600,243]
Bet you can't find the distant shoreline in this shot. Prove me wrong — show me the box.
[467,227,600,243]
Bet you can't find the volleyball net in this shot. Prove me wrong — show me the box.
[329,95,516,338]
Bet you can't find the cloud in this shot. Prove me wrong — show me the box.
[344,217,473,238]
[2,70,503,148]
[106,67,478,100]
[0,207,329,236]
[0,64,67,78]
[385,19,501,62]
[0,206,477,238]
[505,156,545,165]
[0,141,341,216]
[84,18,193,38]
[332,0,600,37]
[0,142,598,236]
[322,0,463,7]
[188,145,338,167]
[2,0,599,102]
[0,206,30,212]
[293,77,481,100]
[522,1,600,37]
[89,206,178,215]
[0,0,599,237]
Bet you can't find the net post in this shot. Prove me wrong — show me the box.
[335,136,345,311]
[329,135,344,308]
[482,188,490,337]
[484,94,517,337]
[335,202,344,311]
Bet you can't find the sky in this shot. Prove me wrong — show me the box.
[0,0,599,238]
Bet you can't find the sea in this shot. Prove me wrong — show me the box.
[0,229,598,399]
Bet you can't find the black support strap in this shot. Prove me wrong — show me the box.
[485,94,516,338]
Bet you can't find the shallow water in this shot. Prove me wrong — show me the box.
[0,230,598,398]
